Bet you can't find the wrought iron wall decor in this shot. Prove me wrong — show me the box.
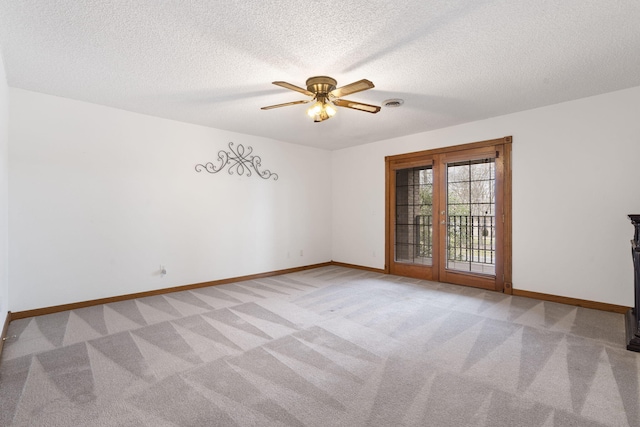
[195,142,279,181]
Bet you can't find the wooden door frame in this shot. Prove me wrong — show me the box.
[386,157,439,281]
[385,136,513,293]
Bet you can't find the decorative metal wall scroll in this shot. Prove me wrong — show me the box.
[195,142,279,180]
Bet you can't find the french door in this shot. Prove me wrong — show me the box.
[385,137,512,292]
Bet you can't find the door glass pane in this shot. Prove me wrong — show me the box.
[446,158,496,275]
[395,166,433,265]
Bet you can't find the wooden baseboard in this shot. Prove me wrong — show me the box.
[11,262,332,320]
[0,311,12,361]
[512,289,630,314]
[9,261,630,321]
[330,261,386,274]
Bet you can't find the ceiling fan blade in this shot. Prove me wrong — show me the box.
[333,99,381,114]
[329,79,375,98]
[261,100,310,110]
[272,81,314,97]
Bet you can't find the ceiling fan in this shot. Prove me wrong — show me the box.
[261,76,381,122]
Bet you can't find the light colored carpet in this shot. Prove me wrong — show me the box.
[0,266,638,426]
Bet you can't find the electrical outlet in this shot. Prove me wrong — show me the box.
[300,250,303,257]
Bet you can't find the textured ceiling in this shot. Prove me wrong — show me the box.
[1,1,639,150]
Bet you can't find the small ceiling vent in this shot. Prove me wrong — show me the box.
[383,98,404,108]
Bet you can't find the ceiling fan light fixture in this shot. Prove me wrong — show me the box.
[325,101,337,117]
[307,101,323,118]
[307,97,336,121]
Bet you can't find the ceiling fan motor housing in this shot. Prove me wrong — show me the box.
[306,76,337,96]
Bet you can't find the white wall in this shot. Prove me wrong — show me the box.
[7,85,640,312]
[9,89,332,312]
[332,86,640,306]
[0,52,9,326]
